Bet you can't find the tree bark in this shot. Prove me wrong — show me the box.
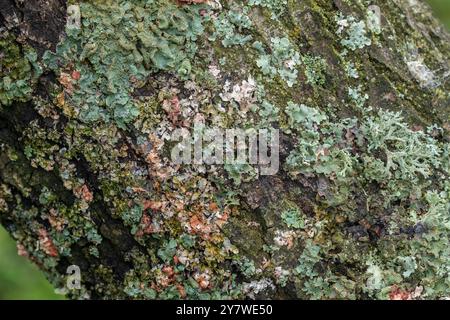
[1,0,450,300]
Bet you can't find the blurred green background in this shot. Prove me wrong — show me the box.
[429,0,450,29]
[0,227,63,299]
[0,0,449,301]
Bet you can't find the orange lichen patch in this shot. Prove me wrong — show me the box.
[162,96,181,125]
[162,265,175,277]
[17,243,29,257]
[389,285,411,300]
[208,202,219,212]
[71,70,81,80]
[38,228,59,257]
[190,215,211,236]
[197,277,209,290]
[194,272,211,290]
[58,72,74,94]
[47,208,66,231]
[215,209,229,228]
[143,200,166,212]
[144,134,173,180]
[173,200,185,213]
[157,266,177,288]
[176,283,187,299]
[74,184,94,202]
[135,213,157,237]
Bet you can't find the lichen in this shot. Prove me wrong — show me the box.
[335,13,372,51]
[302,54,327,86]
[255,37,301,87]
[43,0,208,128]
[210,8,253,47]
[248,0,288,20]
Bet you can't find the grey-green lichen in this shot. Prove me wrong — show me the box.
[210,8,253,47]
[255,37,301,87]
[248,0,288,20]
[43,0,208,128]
[302,54,327,86]
[335,13,372,51]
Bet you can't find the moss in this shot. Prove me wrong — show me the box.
[0,34,40,106]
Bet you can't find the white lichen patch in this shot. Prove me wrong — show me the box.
[242,278,275,299]
[403,42,440,89]
[273,229,297,249]
[406,59,440,89]
[208,64,221,78]
[220,76,257,110]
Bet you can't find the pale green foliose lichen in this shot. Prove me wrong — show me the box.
[256,37,301,87]
[43,0,208,128]
[210,8,253,47]
[336,14,372,51]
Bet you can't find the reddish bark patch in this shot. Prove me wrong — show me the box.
[38,228,59,257]
[162,96,181,125]
[389,285,411,300]
[71,70,81,80]
[74,185,94,202]
[17,243,29,257]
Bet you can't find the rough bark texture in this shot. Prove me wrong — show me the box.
[1,0,450,300]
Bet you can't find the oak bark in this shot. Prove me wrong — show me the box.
[1,0,450,300]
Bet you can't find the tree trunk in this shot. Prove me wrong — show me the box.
[1,0,449,300]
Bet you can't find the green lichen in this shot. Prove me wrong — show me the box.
[256,37,301,87]
[210,8,253,47]
[302,54,327,86]
[348,85,369,110]
[43,0,208,128]
[224,163,258,186]
[361,111,442,182]
[248,0,288,20]
[345,61,359,79]
[281,208,305,229]
[335,14,372,51]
